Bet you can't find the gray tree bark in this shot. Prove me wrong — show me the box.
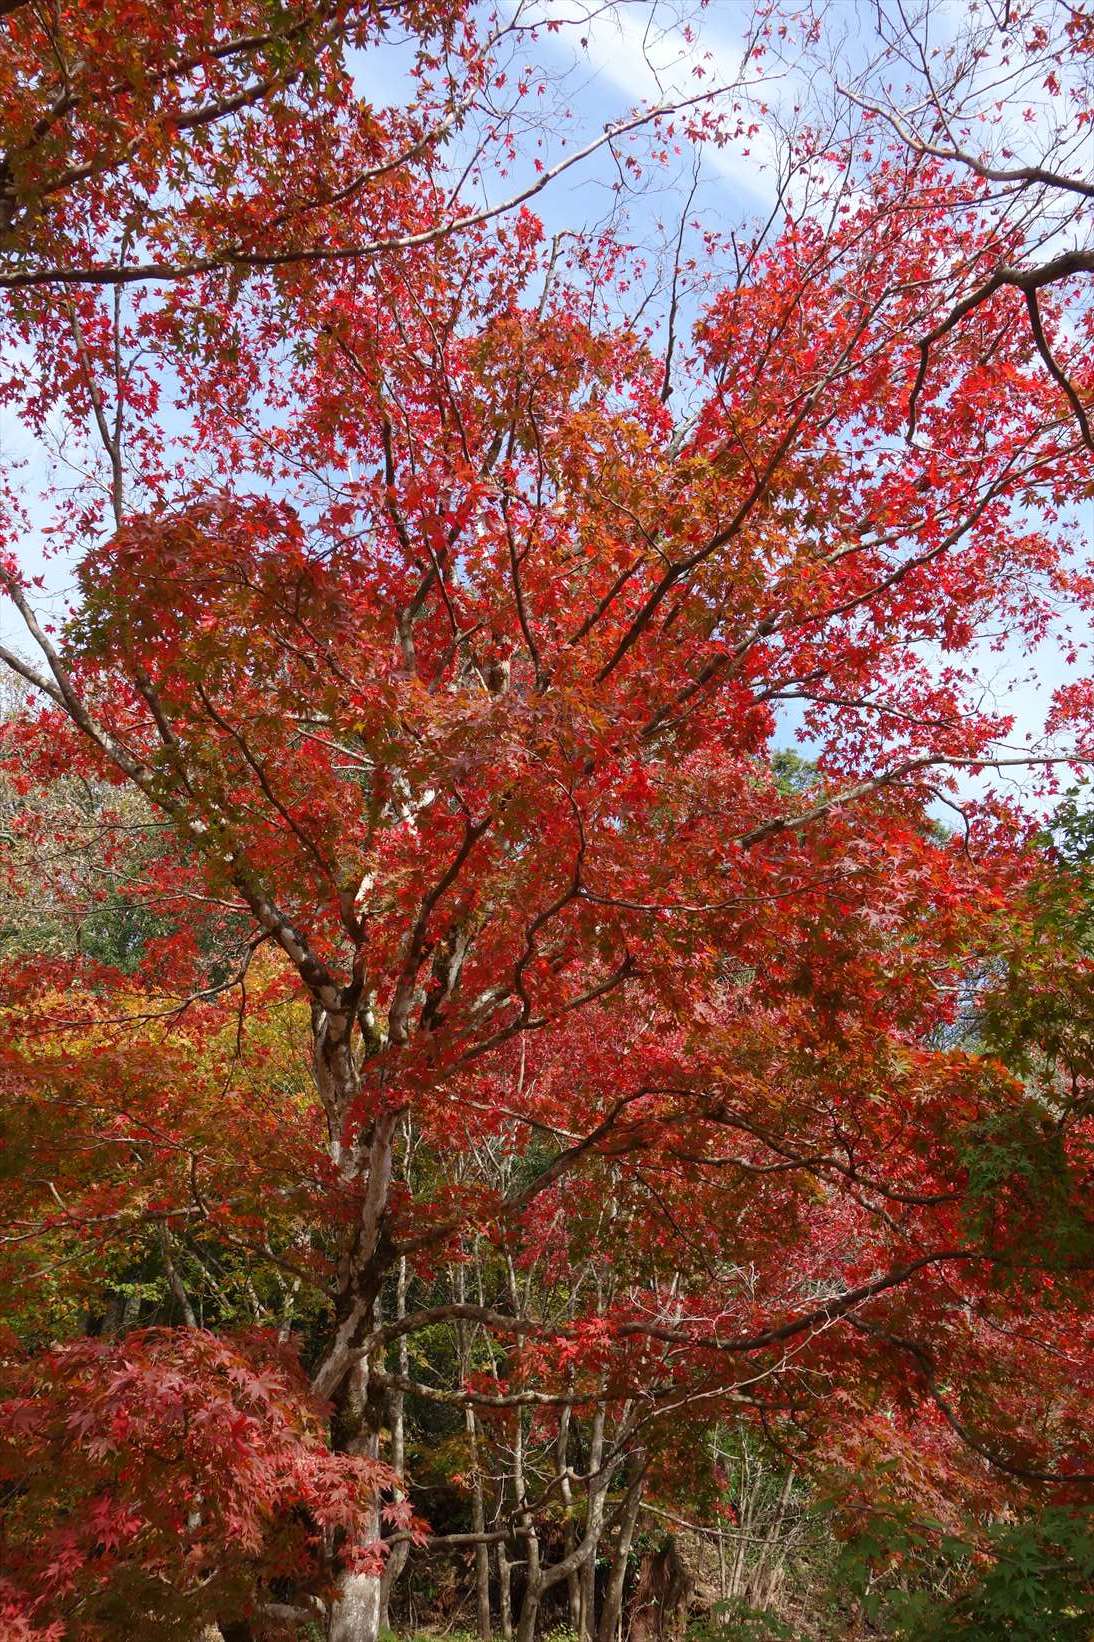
[596,1467,645,1642]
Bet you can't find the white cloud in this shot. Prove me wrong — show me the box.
[533,0,780,202]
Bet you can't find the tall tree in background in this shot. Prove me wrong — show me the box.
[0,2,1092,1639]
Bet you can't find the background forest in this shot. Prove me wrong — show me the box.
[0,1,1093,1639]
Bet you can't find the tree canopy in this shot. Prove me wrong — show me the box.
[0,1,1092,1638]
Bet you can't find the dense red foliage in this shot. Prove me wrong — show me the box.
[0,1329,401,1640]
[0,0,1092,1635]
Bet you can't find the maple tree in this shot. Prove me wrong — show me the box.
[0,1328,403,1641]
[0,1,1093,1639]
[801,0,1094,449]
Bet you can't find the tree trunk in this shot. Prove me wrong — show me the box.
[498,1543,514,1642]
[518,1445,638,1642]
[578,1408,606,1642]
[512,1405,541,1642]
[329,1357,385,1642]
[330,1561,382,1642]
[515,1581,541,1642]
[456,1260,492,1640]
[472,1459,493,1640]
[557,1402,582,1635]
[596,1468,644,1642]
[316,1080,401,1642]
[309,983,405,1401]
[379,1542,408,1636]
[379,1260,410,1634]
